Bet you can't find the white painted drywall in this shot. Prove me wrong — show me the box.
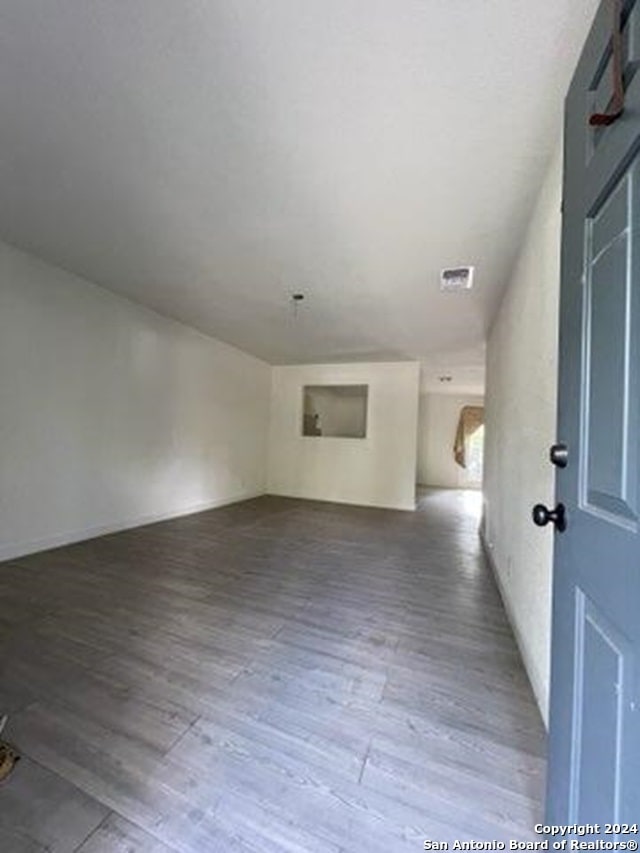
[483,140,563,725]
[417,392,484,489]
[268,363,420,511]
[0,241,271,561]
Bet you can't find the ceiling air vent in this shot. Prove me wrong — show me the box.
[440,266,474,292]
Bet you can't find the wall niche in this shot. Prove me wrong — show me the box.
[302,385,368,438]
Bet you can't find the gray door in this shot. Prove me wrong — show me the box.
[544,0,640,826]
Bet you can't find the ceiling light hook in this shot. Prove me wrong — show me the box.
[290,292,305,318]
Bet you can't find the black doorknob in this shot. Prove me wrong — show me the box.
[532,502,567,532]
[549,443,568,468]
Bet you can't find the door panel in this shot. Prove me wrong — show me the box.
[572,591,630,823]
[583,165,638,523]
[547,0,640,828]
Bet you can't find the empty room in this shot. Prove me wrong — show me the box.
[1,0,638,850]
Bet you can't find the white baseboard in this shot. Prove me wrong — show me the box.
[479,527,548,728]
[0,489,265,563]
[267,490,416,512]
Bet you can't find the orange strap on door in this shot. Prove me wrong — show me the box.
[590,0,625,126]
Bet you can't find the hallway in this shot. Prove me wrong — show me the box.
[0,491,545,852]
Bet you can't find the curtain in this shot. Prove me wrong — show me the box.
[453,406,484,468]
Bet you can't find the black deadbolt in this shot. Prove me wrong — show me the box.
[549,443,569,468]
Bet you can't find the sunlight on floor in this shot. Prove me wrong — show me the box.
[416,486,483,521]
[461,488,482,517]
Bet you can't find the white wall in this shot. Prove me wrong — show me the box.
[0,241,271,561]
[268,362,420,511]
[483,140,562,724]
[417,392,484,489]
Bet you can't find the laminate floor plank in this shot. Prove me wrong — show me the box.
[0,755,108,852]
[0,489,545,851]
[75,814,178,853]
[6,703,244,852]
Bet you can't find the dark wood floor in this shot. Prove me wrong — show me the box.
[0,489,545,852]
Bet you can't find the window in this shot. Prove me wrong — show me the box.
[465,423,484,484]
[453,405,484,485]
[302,385,368,438]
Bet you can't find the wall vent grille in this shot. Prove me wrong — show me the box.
[440,266,474,291]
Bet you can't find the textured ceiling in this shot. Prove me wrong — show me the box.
[0,0,600,390]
